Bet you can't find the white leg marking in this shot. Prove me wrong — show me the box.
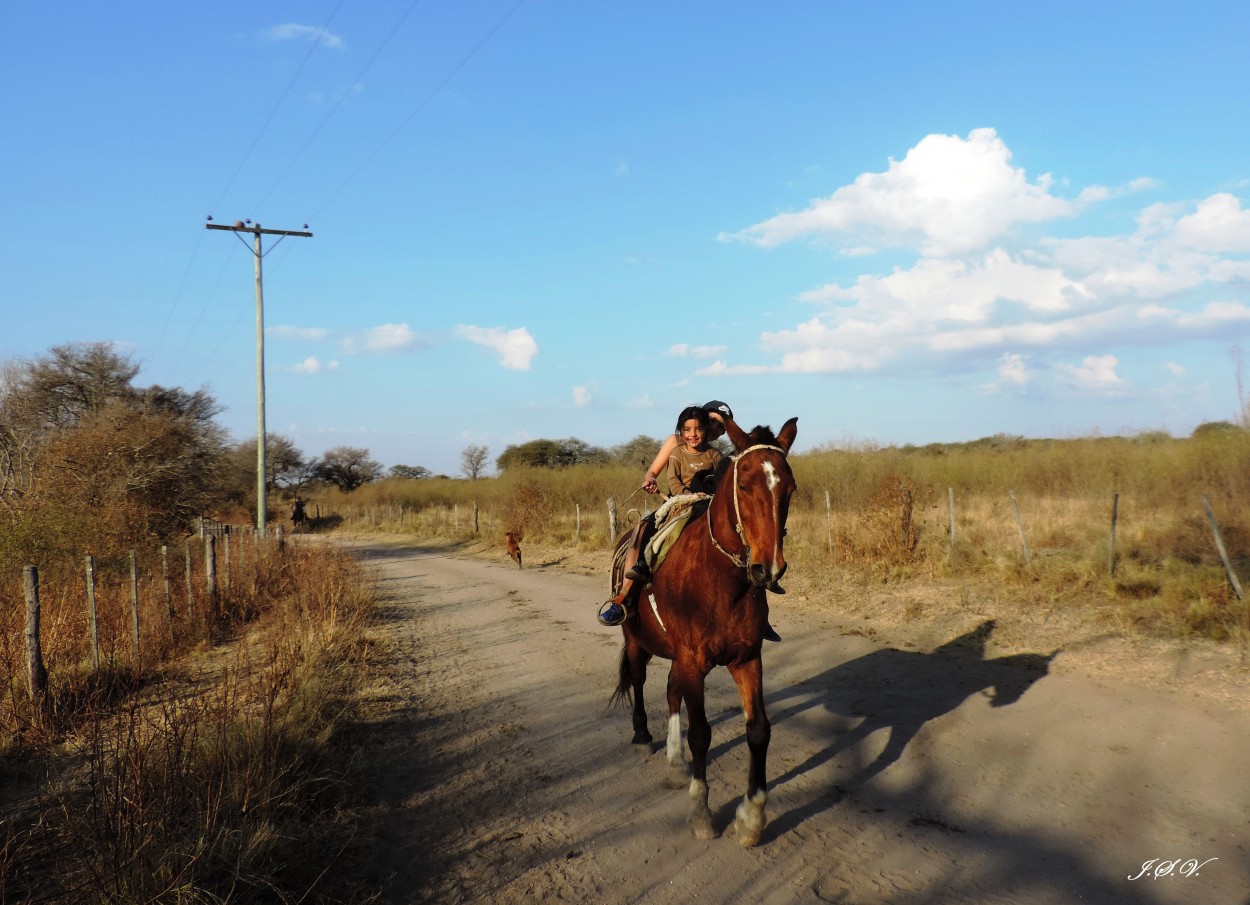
[666,713,684,768]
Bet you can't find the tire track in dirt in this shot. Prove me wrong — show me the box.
[341,540,1250,904]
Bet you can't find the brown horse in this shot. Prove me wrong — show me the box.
[610,416,797,847]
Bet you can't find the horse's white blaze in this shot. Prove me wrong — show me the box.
[762,457,783,580]
[762,460,779,491]
[666,713,684,767]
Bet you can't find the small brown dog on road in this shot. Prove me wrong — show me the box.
[505,531,523,569]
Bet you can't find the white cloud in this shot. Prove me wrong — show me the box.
[263,23,344,49]
[271,325,330,341]
[798,249,1090,319]
[1165,361,1186,377]
[626,394,657,410]
[456,325,539,370]
[694,360,772,377]
[291,356,338,375]
[667,343,729,359]
[340,323,429,355]
[998,353,1029,385]
[720,128,1089,257]
[1172,193,1250,253]
[572,386,592,406]
[710,126,1250,385]
[1059,354,1126,393]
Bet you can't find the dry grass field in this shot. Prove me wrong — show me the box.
[318,428,1250,646]
[0,543,372,904]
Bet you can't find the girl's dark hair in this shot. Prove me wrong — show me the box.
[675,405,710,435]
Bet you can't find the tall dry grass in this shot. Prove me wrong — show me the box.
[319,430,1250,641]
[0,543,372,904]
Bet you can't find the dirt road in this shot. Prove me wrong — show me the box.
[342,539,1250,904]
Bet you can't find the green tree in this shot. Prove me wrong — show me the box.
[315,446,383,492]
[611,434,662,468]
[0,343,228,565]
[495,437,608,471]
[390,464,432,480]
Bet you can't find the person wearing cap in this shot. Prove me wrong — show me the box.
[639,399,734,495]
[598,400,782,642]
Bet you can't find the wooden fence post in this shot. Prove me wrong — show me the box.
[825,489,834,558]
[185,538,195,618]
[206,535,218,611]
[1201,495,1244,602]
[608,496,618,543]
[1108,493,1119,578]
[223,532,232,592]
[473,501,480,534]
[129,550,141,654]
[85,555,100,671]
[23,566,48,705]
[575,504,581,543]
[1009,490,1032,564]
[161,544,174,622]
[948,487,956,546]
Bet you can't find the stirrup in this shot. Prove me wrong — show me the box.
[598,599,628,627]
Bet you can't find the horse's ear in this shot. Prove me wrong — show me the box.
[776,417,798,453]
[724,417,751,452]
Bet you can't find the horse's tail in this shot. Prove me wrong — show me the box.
[609,645,633,709]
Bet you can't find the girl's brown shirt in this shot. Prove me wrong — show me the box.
[667,444,723,497]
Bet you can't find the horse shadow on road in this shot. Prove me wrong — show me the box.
[756,619,1056,832]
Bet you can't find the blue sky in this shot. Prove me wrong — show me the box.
[4,2,1249,476]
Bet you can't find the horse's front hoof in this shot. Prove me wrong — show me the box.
[730,819,763,848]
[731,792,767,848]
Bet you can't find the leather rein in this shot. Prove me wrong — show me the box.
[706,443,786,569]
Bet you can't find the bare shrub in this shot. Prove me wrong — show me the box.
[834,478,923,575]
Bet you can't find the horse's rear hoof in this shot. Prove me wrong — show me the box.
[689,816,717,841]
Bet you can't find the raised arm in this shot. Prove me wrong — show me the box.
[643,434,680,494]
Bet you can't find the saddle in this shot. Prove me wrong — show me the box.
[642,493,711,575]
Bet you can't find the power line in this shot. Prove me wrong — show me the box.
[210,0,348,216]
[252,0,427,213]
[156,2,343,374]
[309,0,528,222]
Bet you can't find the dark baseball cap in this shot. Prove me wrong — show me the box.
[702,400,733,420]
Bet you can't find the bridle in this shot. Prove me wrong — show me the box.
[707,443,787,568]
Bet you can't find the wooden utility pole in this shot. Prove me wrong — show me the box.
[205,219,312,537]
